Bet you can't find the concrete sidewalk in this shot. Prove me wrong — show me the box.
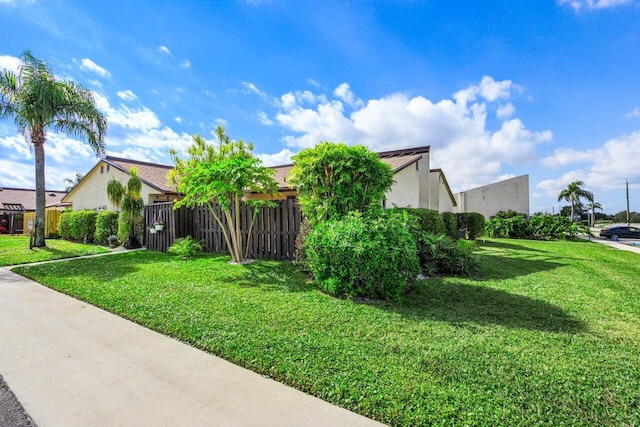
[0,267,382,427]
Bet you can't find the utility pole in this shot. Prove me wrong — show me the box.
[626,179,630,227]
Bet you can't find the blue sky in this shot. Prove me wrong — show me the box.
[1,0,639,215]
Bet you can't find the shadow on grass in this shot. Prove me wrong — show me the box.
[477,239,551,253]
[387,279,586,333]
[235,260,314,293]
[472,241,568,280]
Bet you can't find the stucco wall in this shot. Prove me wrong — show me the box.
[455,175,529,218]
[385,164,421,208]
[66,161,164,211]
[384,155,430,209]
[428,170,455,213]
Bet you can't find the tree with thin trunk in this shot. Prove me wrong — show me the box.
[557,181,593,222]
[107,168,144,249]
[171,126,278,263]
[0,50,106,247]
[585,200,602,227]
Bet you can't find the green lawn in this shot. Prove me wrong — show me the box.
[13,239,640,426]
[0,235,109,266]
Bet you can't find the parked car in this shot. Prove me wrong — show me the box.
[599,226,640,239]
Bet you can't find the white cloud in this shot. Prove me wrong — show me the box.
[269,76,550,191]
[174,117,182,123]
[538,131,640,197]
[542,147,594,168]
[454,76,517,108]
[78,58,111,78]
[116,90,138,101]
[558,0,635,10]
[180,60,191,68]
[242,81,270,101]
[0,158,34,188]
[0,54,21,72]
[158,46,171,55]
[257,111,274,126]
[333,83,363,108]
[625,107,640,119]
[257,149,295,166]
[497,102,516,119]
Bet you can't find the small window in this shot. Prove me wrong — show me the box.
[100,166,104,174]
[107,164,110,172]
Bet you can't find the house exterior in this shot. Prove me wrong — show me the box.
[0,187,68,235]
[63,148,529,219]
[62,156,178,211]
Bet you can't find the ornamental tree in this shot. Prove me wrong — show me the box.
[288,142,394,225]
[106,168,144,249]
[171,126,278,263]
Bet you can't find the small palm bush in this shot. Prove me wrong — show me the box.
[168,236,204,258]
[416,233,478,276]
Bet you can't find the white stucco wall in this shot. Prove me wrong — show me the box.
[65,161,164,211]
[455,175,529,218]
[385,165,420,208]
[429,170,455,213]
[384,155,431,209]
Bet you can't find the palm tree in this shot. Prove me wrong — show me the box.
[106,168,144,249]
[585,200,603,227]
[0,51,106,247]
[557,181,593,222]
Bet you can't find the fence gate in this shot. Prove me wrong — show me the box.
[144,199,302,261]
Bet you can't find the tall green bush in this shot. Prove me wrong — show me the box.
[289,142,394,225]
[440,211,458,239]
[390,208,445,236]
[68,210,97,243]
[457,212,485,239]
[305,212,419,301]
[58,211,72,240]
[94,210,119,245]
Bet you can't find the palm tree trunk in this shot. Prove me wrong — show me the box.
[33,136,46,247]
[570,201,575,222]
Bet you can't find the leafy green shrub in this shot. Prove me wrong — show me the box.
[389,208,445,236]
[58,212,72,240]
[492,209,527,219]
[168,236,204,258]
[94,210,119,245]
[416,233,478,276]
[440,211,458,239]
[457,212,485,239]
[294,219,313,272]
[289,142,394,225]
[306,212,419,301]
[486,215,592,240]
[66,210,97,243]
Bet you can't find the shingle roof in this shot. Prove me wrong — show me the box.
[104,156,176,193]
[0,188,68,211]
[100,146,431,191]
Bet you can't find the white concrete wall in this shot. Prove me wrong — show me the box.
[455,175,529,218]
[384,155,431,209]
[429,170,455,213]
[66,161,163,211]
[385,165,420,208]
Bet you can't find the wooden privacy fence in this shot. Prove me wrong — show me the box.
[144,199,303,260]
